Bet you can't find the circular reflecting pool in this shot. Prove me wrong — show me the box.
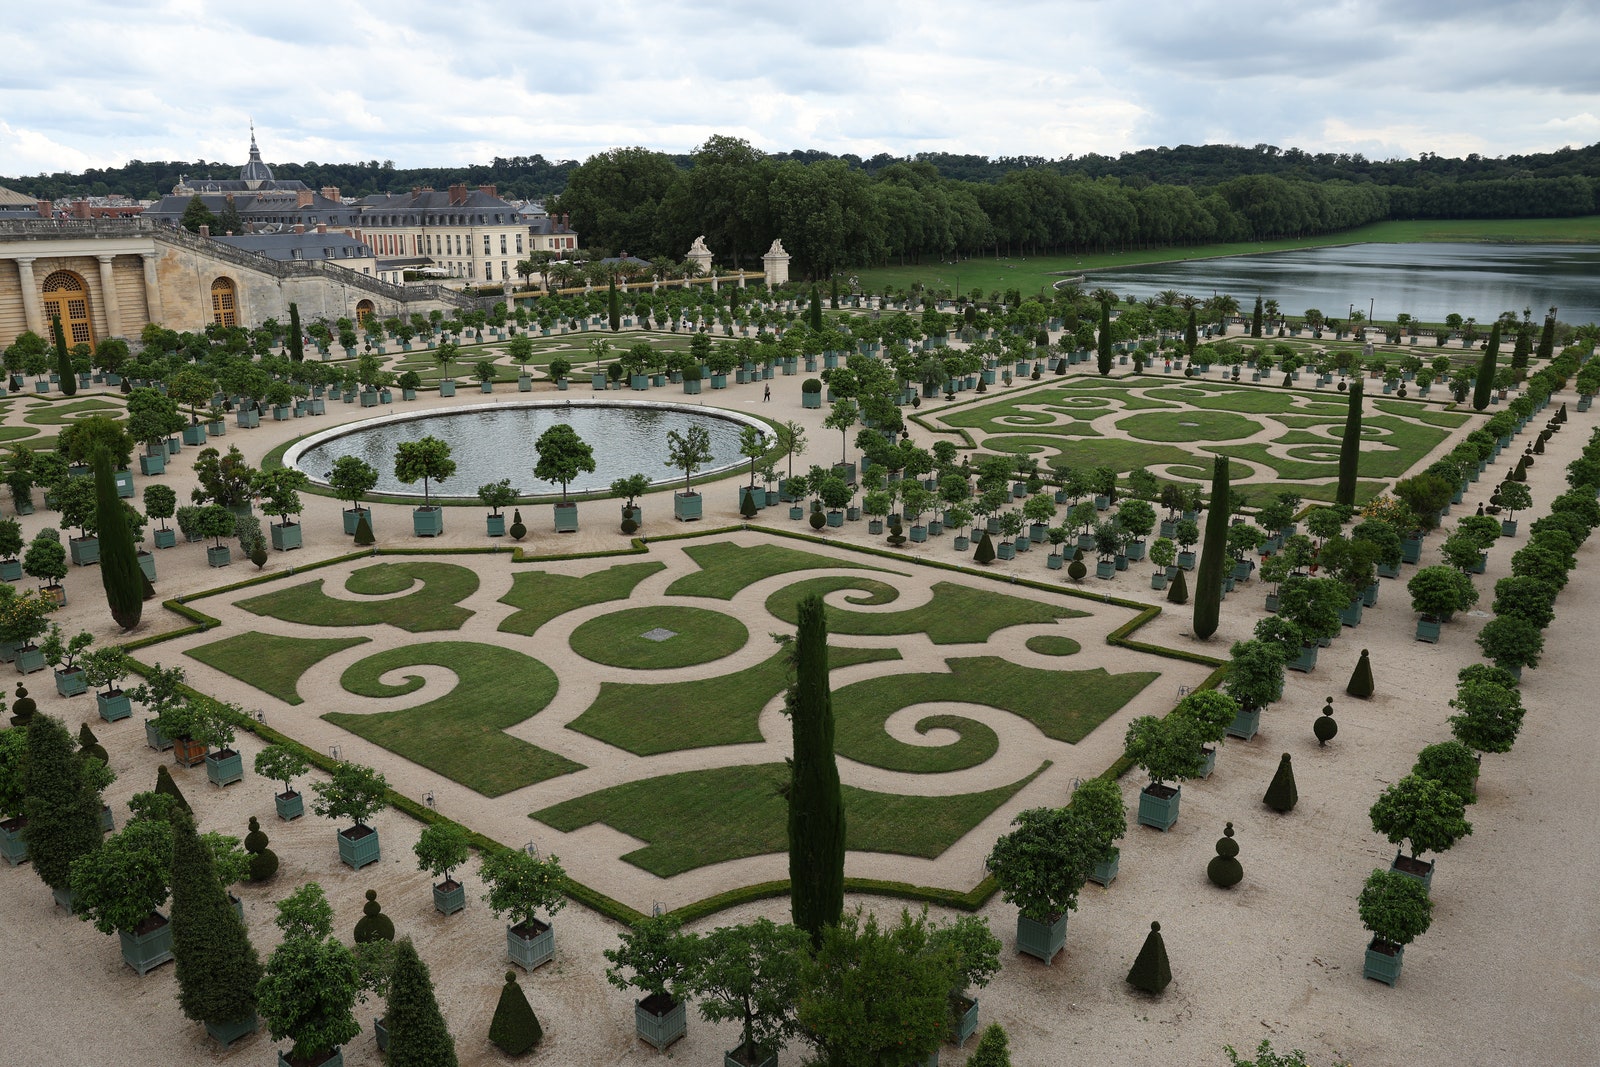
[287,400,764,499]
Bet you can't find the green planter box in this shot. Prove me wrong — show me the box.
[236,408,259,428]
[1400,536,1423,564]
[486,514,507,537]
[271,522,303,551]
[15,645,46,674]
[153,528,176,549]
[0,817,27,866]
[801,391,820,408]
[725,1042,778,1067]
[1361,582,1379,608]
[209,418,228,434]
[439,380,457,396]
[1232,559,1253,580]
[204,1012,258,1048]
[97,690,132,722]
[635,995,688,1052]
[375,1015,389,1052]
[54,668,88,698]
[277,1050,341,1067]
[70,536,100,566]
[342,508,370,535]
[119,913,174,975]
[1150,572,1167,590]
[1226,706,1260,741]
[553,503,579,533]
[518,375,533,392]
[413,507,445,537]
[1094,560,1114,578]
[909,525,928,543]
[1137,784,1181,831]
[337,826,381,870]
[506,920,554,970]
[1363,941,1404,986]
[1088,847,1120,887]
[206,545,232,568]
[684,379,702,394]
[1288,644,1319,672]
[948,995,980,1046]
[275,790,305,821]
[1390,853,1434,891]
[140,452,166,476]
[1015,912,1068,965]
[479,381,494,393]
[205,748,244,787]
[1177,550,1196,570]
[0,559,18,582]
[144,719,173,751]
[433,879,466,915]
[674,493,703,522]
[1413,617,1441,643]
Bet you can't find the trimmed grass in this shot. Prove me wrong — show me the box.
[237,561,479,632]
[534,760,1048,877]
[1025,635,1081,656]
[327,641,581,797]
[765,578,1086,645]
[664,541,893,599]
[568,605,749,669]
[497,561,666,636]
[22,397,124,426]
[1118,410,1260,442]
[831,657,1160,773]
[567,645,902,756]
[185,632,369,705]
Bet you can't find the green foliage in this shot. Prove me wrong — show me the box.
[1263,753,1298,812]
[155,764,190,813]
[1407,565,1477,620]
[1173,688,1239,747]
[23,713,104,892]
[69,814,171,934]
[309,759,389,828]
[1208,822,1244,887]
[393,435,456,506]
[1193,456,1230,639]
[479,848,568,929]
[488,971,543,1055]
[787,594,845,945]
[1225,1039,1318,1067]
[604,914,697,1000]
[190,632,368,706]
[985,805,1096,923]
[385,938,458,1067]
[691,918,808,1058]
[1369,774,1471,859]
[171,814,262,1028]
[1346,648,1374,699]
[275,882,334,941]
[966,1023,1012,1067]
[1448,678,1525,754]
[1165,565,1188,603]
[414,822,471,883]
[1358,868,1433,947]
[239,562,478,632]
[533,422,596,501]
[93,450,142,630]
[973,530,995,564]
[1126,921,1172,994]
[1412,741,1480,805]
[1124,713,1205,787]
[256,930,362,1061]
[666,424,714,493]
[1472,322,1500,410]
[1336,379,1364,507]
[1475,614,1544,670]
[354,888,396,943]
[1225,639,1287,713]
[499,561,665,634]
[328,455,379,508]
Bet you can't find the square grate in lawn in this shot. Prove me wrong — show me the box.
[640,628,678,642]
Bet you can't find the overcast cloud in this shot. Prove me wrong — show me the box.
[2,0,1597,176]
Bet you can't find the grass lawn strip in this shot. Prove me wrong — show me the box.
[765,578,1087,644]
[534,761,1048,877]
[566,645,902,756]
[664,541,897,600]
[327,641,580,797]
[568,605,749,669]
[497,561,666,635]
[831,657,1160,773]
[237,561,479,632]
[185,632,369,706]
[1117,409,1261,442]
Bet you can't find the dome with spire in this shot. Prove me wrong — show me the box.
[239,124,274,187]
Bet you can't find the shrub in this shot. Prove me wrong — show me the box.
[1358,868,1433,948]
[1369,774,1471,860]
[1125,921,1171,994]
[1412,741,1479,805]
[488,971,542,1054]
[1207,823,1243,887]
[973,531,995,565]
[1165,566,1188,604]
[354,889,396,943]
[1346,648,1374,699]
[1263,753,1298,812]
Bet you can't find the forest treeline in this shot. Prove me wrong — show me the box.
[6,138,1597,279]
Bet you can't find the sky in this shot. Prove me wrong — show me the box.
[2,0,1598,176]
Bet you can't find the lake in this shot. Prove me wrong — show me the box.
[1087,243,1600,326]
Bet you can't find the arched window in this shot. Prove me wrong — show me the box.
[210,277,238,326]
[42,270,96,348]
[355,300,375,324]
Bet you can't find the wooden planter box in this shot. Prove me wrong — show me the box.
[506,920,554,970]
[205,748,244,787]
[1137,783,1181,831]
[153,527,177,549]
[374,1016,389,1052]
[54,667,88,697]
[173,736,209,768]
[635,994,688,1051]
[433,879,466,915]
[1363,940,1404,986]
[182,424,208,446]
[1287,644,1319,673]
[337,826,381,869]
[1197,745,1217,779]
[119,912,174,975]
[138,551,157,583]
[1415,617,1442,643]
[1015,912,1068,965]
[271,522,303,551]
[439,380,457,396]
[275,790,304,821]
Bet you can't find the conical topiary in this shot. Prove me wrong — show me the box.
[1166,566,1188,604]
[509,509,526,541]
[9,683,35,727]
[965,1022,1012,1067]
[1314,697,1339,746]
[245,815,278,882]
[353,511,376,546]
[77,722,108,764]
[384,937,458,1067]
[1263,752,1298,812]
[1206,823,1243,888]
[355,888,396,943]
[1126,921,1172,994]
[973,531,996,565]
[740,487,758,519]
[155,763,191,813]
[488,970,543,1055]
[1346,648,1374,699]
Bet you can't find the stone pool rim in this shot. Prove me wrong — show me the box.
[283,397,772,503]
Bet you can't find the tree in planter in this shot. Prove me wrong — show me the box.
[252,467,309,542]
[414,822,471,896]
[40,623,93,685]
[1412,741,1481,807]
[257,882,362,1066]
[665,425,714,498]
[1174,688,1239,764]
[23,712,106,896]
[55,474,98,542]
[529,423,595,508]
[310,760,388,839]
[394,436,456,510]
[1275,574,1346,650]
[384,938,459,1067]
[1392,472,1453,532]
[22,527,67,598]
[784,594,845,946]
[1448,676,1526,756]
[604,914,699,1039]
[1407,564,1476,625]
[477,479,517,528]
[823,397,859,466]
[143,483,176,542]
[126,387,186,460]
[927,913,1002,1040]
[479,847,568,939]
[254,745,309,806]
[611,473,650,532]
[1224,638,1288,720]
[68,802,173,943]
[190,445,256,511]
[328,455,379,528]
[194,504,236,553]
[1369,774,1471,872]
[985,805,1098,930]
[691,918,808,1066]
[171,810,262,1038]
[1475,614,1544,673]
[1359,868,1433,965]
[1148,536,1176,582]
[1124,713,1206,803]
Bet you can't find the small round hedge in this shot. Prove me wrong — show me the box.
[568,606,749,669]
[1024,635,1081,657]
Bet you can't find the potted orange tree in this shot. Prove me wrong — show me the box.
[985,806,1097,964]
[1124,713,1206,831]
[604,914,698,1052]
[481,847,567,971]
[1358,868,1433,986]
[310,760,388,870]
[413,822,470,916]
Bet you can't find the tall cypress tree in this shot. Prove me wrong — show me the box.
[787,593,844,946]
[94,448,142,630]
[1535,306,1557,365]
[385,938,458,1067]
[287,303,304,362]
[1185,309,1198,358]
[1192,455,1230,640]
[1097,300,1113,376]
[1472,322,1500,411]
[1510,326,1532,380]
[171,811,262,1033]
[607,277,620,332]
[23,714,102,894]
[810,285,824,332]
[1335,379,1364,508]
[1251,296,1263,338]
[52,315,77,396]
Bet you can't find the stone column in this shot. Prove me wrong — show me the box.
[96,255,124,338]
[14,257,43,335]
[140,252,164,326]
[762,240,791,287]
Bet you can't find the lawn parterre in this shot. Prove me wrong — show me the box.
[237,560,480,631]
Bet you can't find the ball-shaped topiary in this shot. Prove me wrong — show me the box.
[244,816,269,854]
[1206,823,1243,888]
[1125,921,1172,994]
[244,816,279,882]
[1314,698,1339,746]
[1346,648,1374,699]
[488,970,543,1055]
[1263,753,1298,812]
[509,509,526,541]
[355,888,396,943]
[620,517,638,535]
[9,683,35,727]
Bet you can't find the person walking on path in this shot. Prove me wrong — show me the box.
[763,384,771,402]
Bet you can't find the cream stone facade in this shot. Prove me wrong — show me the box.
[354,185,529,286]
[0,218,469,349]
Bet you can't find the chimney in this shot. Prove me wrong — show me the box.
[294,224,305,234]
[448,183,468,206]
[562,213,570,230]
[296,189,314,208]
[199,224,210,237]
[316,222,327,235]
[321,186,341,202]
[36,200,51,218]
[478,184,497,199]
